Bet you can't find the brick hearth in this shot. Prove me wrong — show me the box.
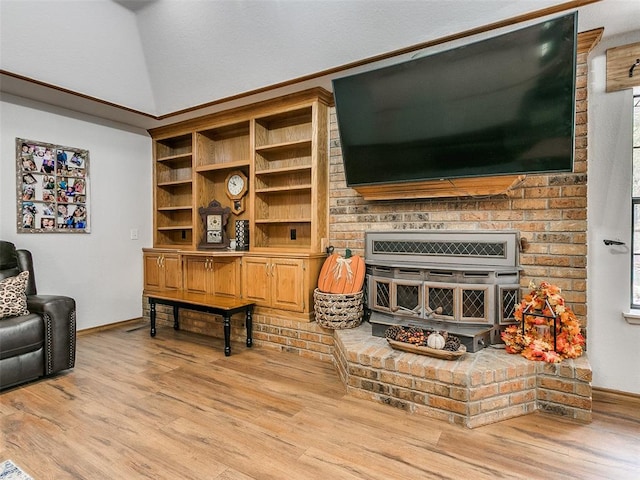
[333,323,592,428]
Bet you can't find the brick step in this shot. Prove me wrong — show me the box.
[333,322,592,428]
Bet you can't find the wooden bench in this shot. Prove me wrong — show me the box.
[147,290,254,356]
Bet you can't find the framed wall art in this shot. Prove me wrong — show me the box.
[16,138,90,233]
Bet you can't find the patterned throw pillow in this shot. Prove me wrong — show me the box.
[0,271,30,319]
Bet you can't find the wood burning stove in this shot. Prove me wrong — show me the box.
[366,231,521,352]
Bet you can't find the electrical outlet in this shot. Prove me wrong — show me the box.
[130,228,138,240]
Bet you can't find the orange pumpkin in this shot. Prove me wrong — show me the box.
[318,253,365,294]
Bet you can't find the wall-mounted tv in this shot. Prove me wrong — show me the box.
[332,13,577,187]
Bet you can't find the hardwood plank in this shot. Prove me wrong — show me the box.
[1,322,638,479]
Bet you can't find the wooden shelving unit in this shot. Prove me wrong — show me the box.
[149,89,330,253]
[196,121,251,170]
[154,134,194,248]
[252,103,327,252]
[146,89,332,316]
[193,120,252,248]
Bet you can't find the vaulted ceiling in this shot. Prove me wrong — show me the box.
[1,0,638,129]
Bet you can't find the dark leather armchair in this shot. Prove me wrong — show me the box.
[0,241,76,389]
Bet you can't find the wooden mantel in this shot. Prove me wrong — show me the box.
[352,175,525,201]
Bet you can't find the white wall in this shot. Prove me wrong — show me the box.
[588,31,640,394]
[0,0,156,114]
[0,94,152,331]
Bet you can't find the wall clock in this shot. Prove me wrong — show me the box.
[198,200,231,250]
[225,170,248,215]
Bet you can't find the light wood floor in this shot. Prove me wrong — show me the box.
[1,321,639,480]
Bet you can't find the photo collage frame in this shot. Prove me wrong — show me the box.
[16,138,90,233]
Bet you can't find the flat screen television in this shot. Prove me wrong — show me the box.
[332,13,577,187]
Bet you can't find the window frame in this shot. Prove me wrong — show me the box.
[631,94,640,309]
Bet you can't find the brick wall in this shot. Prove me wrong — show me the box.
[328,50,589,323]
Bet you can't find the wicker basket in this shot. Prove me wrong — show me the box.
[313,288,364,329]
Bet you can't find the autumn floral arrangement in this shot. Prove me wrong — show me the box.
[501,281,585,363]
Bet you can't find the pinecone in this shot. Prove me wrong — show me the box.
[443,335,461,351]
[384,325,404,340]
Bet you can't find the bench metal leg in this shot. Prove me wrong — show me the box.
[173,305,180,330]
[149,299,157,337]
[223,314,231,356]
[246,307,253,348]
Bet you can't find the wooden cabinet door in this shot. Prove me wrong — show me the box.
[242,256,270,305]
[183,255,209,294]
[242,256,306,311]
[271,258,305,312]
[184,255,240,297]
[144,252,181,291]
[163,253,182,290]
[211,257,240,297]
[143,253,163,290]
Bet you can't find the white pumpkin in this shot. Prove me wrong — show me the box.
[426,333,446,350]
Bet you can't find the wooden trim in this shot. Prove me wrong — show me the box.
[606,41,640,92]
[578,27,604,54]
[148,87,333,137]
[593,386,640,400]
[2,0,602,124]
[77,317,144,336]
[0,69,156,119]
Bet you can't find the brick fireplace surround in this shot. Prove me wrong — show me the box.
[142,29,600,428]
